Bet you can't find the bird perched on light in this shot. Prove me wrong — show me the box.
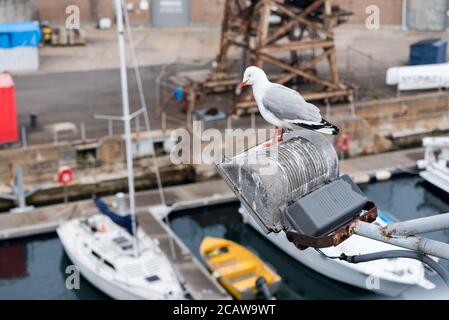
[239,66,340,147]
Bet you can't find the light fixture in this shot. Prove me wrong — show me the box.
[216,130,377,249]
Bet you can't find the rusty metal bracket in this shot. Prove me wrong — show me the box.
[285,201,377,250]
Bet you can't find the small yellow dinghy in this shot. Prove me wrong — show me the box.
[200,237,281,300]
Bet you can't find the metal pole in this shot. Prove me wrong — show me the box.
[156,79,161,115]
[187,110,192,130]
[161,111,167,132]
[115,0,138,257]
[353,221,449,260]
[325,100,331,119]
[21,126,27,149]
[80,122,86,141]
[384,212,449,237]
[402,0,408,31]
[108,119,113,137]
[136,116,141,137]
[122,9,152,142]
[16,166,26,209]
[349,95,356,119]
[345,46,350,82]
[227,115,232,129]
[64,184,68,203]
[251,112,256,129]
[368,55,373,91]
[122,3,176,262]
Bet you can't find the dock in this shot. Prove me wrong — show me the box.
[0,180,235,241]
[0,147,428,300]
[137,209,230,300]
[340,147,423,183]
[0,146,425,240]
[0,180,234,300]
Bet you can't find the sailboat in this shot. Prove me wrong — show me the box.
[417,137,449,195]
[57,0,184,300]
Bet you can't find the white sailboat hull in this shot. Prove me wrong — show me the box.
[245,214,432,297]
[59,231,148,300]
[420,166,449,194]
[57,215,185,300]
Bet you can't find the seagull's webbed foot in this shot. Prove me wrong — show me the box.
[278,128,285,142]
[264,126,279,148]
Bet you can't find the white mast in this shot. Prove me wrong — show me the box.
[114,0,138,256]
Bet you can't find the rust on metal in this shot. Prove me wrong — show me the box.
[286,201,377,250]
[170,0,353,115]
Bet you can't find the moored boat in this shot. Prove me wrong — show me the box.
[417,137,449,194]
[57,197,185,300]
[240,205,435,297]
[200,237,281,300]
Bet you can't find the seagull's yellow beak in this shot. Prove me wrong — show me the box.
[238,79,248,90]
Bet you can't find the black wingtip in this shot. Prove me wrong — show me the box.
[321,118,341,135]
[333,127,341,136]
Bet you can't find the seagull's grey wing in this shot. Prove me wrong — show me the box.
[262,85,322,123]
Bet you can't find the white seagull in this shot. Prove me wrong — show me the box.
[239,66,340,147]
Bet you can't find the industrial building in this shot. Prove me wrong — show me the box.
[0,0,448,29]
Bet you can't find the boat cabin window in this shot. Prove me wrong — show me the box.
[145,275,160,282]
[103,260,116,270]
[91,250,101,260]
[113,236,133,251]
[91,250,116,270]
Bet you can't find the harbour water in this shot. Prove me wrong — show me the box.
[1,174,448,299]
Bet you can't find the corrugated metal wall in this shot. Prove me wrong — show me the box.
[408,0,448,31]
[0,0,37,23]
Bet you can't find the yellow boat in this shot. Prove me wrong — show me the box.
[200,237,281,300]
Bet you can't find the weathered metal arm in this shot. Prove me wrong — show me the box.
[382,212,449,237]
[352,219,449,261]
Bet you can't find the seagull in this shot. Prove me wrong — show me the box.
[238,66,340,147]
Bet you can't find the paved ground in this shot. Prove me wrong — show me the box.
[9,25,449,145]
[30,25,449,76]
[36,27,221,75]
[13,63,272,145]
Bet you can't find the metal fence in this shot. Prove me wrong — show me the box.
[342,45,398,102]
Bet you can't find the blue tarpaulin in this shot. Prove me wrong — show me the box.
[0,21,41,49]
[94,197,134,235]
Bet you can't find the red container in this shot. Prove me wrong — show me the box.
[0,73,18,144]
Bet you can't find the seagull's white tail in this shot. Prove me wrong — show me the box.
[293,119,340,135]
[316,127,336,135]
[319,119,340,135]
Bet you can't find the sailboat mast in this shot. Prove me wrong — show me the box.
[114,0,138,256]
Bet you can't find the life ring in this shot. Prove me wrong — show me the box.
[337,133,350,152]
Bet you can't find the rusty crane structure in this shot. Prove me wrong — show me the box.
[168,0,352,116]
[218,0,352,113]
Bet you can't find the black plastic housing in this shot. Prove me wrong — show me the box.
[284,175,368,237]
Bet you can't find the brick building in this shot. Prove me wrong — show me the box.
[0,0,448,29]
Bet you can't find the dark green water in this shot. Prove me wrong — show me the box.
[0,175,448,299]
[0,234,108,300]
